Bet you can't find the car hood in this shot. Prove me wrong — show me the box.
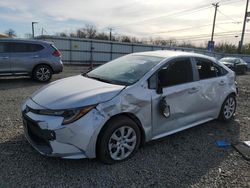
[31,75,125,110]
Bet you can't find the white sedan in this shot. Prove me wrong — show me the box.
[22,50,237,164]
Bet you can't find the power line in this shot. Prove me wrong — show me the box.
[113,4,212,28]
[150,21,241,35]
[220,0,245,6]
[113,0,244,29]
[217,9,241,23]
[176,35,243,42]
[168,30,248,40]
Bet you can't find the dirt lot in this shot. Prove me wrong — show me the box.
[0,66,249,187]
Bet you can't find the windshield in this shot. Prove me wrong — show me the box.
[220,58,237,64]
[86,55,164,85]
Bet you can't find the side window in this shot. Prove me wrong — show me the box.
[0,43,4,53]
[195,58,218,80]
[148,73,157,89]
[0,42,11,53]
[11,43,44,53]
[214,63,228,76]
[159,59,193,87]
[29,44,44,52]
[11,43,29,53]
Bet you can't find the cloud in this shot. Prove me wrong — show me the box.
[0,0,248,45]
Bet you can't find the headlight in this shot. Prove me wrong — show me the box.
[62,106,95,125]
[38,105,96,125]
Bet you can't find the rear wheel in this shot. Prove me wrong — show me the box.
[33,65,52,82]
[218,94,236,122]
[97,116,141,164]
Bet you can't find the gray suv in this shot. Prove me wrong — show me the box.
[0,39,63,82]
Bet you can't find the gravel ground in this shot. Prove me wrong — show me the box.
[0,66,249,188]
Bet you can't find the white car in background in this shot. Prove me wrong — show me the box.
[22,51,237,164]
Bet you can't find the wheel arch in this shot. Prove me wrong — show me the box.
[96,112,146,155]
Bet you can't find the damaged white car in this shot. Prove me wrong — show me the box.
[22,51,237,164]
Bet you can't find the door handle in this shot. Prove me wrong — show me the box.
[219,80,226,86]
[1,56,9,59]
[33,55,39,58]
[188,87,200,94]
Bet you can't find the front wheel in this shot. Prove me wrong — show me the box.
[97,116,141,164]
[33,65,52,82]
[218,94,236,122]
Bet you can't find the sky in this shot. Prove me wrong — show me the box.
[0,0,249,46]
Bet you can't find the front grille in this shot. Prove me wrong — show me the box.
[23,113,55,154]
[26,121,50,146]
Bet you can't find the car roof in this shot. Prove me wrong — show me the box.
[133,50,216,61]
[0,38,52,45]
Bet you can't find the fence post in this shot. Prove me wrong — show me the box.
[90,40,93,70]
[132,43,134,53]
[110,42,113,61]
[69,39,72,64]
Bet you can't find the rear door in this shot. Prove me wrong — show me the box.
[0,42,11,74]
[10,42,44,73]
[193,58,227,118]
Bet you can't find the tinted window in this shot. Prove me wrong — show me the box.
[159,59,193,87]
[0,42,11,53]
[214,63,228,76]
[0,43,4,53]
[196,58,218,79]
[11,42,44,53]
[29,44,44,52]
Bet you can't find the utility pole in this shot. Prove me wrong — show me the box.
[108,28,113,41]
[211,3,219,42]
[32,22,38,38]
[41,28,44,36]
[238,0,249,53]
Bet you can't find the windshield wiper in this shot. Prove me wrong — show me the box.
[85,74,129,86]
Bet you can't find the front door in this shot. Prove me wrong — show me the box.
[151,58,203,139]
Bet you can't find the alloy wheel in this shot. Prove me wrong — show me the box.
[108,126,137,160]
[223,97,236,119]
[36,67,51,81]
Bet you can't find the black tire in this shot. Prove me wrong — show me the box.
[32,65,52,82]
[218,94,236,122]
[97,116,141,164]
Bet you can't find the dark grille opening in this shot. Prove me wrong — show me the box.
[26,122,50,146]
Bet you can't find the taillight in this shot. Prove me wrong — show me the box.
[52,50,61,57]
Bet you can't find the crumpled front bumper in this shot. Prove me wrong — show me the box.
[22,113,86,159]
[21,98,106,159]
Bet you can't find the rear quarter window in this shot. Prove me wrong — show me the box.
[195,58,227,79]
